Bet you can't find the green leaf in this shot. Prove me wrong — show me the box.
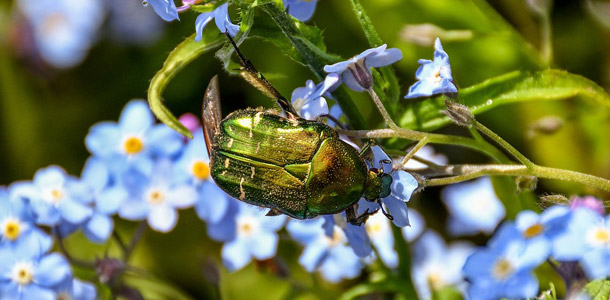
[585,279,610,300]
[147,33,224,138]
[431,286,464,300]
[398,69,610,131]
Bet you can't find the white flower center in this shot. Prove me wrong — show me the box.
[191,160,210,180]
[427,271,445,291]
[491,258,514,280]
[587,226,610,247]
[365,213,388,238]
[429,67,443,84]
[146,188,166,205]
[11,261,34,286]
[123,136,144,155]
[237,216,259,238]
[2,217,22,241]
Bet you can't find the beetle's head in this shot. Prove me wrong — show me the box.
[364,168,392,200]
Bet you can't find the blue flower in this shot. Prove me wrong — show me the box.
[118,159,197,233]
[54,278,97,300]
[324,45,402,92]
[462,224,540,300]
[194,3,239,41]
[16,0,105,68]
[221,202,286,271]
[412,230,474,300]
[513,206,570,263]
[286,218,363,282]
[325,214,372,257]
[76,157,127,243]
[283,0,319,22]
[405,38,458,99]
[359,145,418,227]
[0,236,71,300]
[291,74,340,120]
[85,100,183,175]
[552,207,610,279]
[363,211,398,268]
[173,129,231,224]
[442,177,505,236]
[401,209,426,242]
[145,0,179,22]
[11,166,94,227]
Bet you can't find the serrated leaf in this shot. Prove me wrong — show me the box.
[585,279,610,300]
[147,33,224,138]
[398,69,610,131]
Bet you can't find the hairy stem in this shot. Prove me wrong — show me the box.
[367,88,399,130]
[472,120,535,168]
[400,137,429,167]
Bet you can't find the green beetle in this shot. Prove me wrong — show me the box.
[201,39,393,225]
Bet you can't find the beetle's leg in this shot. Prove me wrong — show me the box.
[224,33,300,119]
[346,205,378,226]
[358,139,376,156]
[376,199,394,221]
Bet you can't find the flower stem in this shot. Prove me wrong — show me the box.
[399,137,429,167]
[472,119,535,168]
[421,164,610,191]
[338,128,506,162]
[367,88,399,130]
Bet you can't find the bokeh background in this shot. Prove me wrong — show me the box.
[1,0,610,298]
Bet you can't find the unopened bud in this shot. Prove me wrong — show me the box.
[570,195,605,215]
[516,176,537,193]
[442,100,474,126]
[539,194,569,206]
[96,258,125,284]
[527,116,563,139]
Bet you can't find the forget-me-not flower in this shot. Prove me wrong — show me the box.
[401,208,426,242]
[0,235,72,300]
[86,100,183,175]
[513,206,570,263]
[287,218,363,282]
[442,177,505,236]
[283,0,319,22]
[552,207,610,279]
[195,3,239,41]
[363,211,398,267]
[118,159,197,233]
[0,188,52,251]
[462,224,540,300]
[54,278,97,300]
[146,0,179,22]
[405,38,458,99]
[324,45,402,92]
[412,230,473,300]
[11,166,93,227]
[291,74,340,120]
[75,157,127,243]
[359,145,418,227]
[174,129,231,224]
[221,202,286,271]
[17,0,105,69]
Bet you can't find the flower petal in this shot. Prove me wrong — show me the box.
[35,253,72,287]
[147,205,177,232]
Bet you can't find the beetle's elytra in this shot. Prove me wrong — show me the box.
[210,108,369,220]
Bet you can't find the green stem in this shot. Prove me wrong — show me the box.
[400,137,429,167]
[468,126,511,163]
[540,12,554,66]
[367,88,399,130]
[472,120,535,168]
[338,128,506,162]
[421,164,610,191]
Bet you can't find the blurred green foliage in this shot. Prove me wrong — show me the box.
[2,0,610,299]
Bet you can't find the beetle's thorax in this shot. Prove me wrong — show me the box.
[363,169,392,200]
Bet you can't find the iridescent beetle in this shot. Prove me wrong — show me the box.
[201,36,394,225]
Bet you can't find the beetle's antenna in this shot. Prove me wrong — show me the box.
[377,199,394,221]
[224,33,299,119]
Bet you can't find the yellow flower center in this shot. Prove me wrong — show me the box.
[2,218,22,241]
[325,226,345,247]
[237,217,258,237]
[491,258,514,280]
[523,223,544,238]
[44,187,65,204]
[427,272,445,291]
[192,160,210,180]
[146,189,165,205]
[365,214,387,238]
[431,68,442,83]
[123,136,144,155]
[587,226,610,247]
[11,262,34,286]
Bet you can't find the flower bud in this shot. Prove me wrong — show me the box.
[442,100,474,127]
[570,195,605,215]
[515,176,537,193]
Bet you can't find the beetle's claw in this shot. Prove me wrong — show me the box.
[348,208,379,226]
[377,200,394,221]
